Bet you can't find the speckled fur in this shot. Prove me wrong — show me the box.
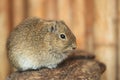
[7,17,76,71]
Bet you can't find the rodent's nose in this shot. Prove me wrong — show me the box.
[72,47,76,50]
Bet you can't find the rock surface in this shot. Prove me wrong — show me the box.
[7,52,106,80]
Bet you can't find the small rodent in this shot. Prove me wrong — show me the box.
[7,17,77,71]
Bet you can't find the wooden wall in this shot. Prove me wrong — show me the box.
[0,0,119,80]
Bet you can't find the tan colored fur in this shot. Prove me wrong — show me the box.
[7,17,76,71]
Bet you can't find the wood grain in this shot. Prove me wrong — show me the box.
[118,0,120,79]
[45,0,57,19]
[93,0,117,80]
[12,0,25,27]
[71,0,86,49]
[28,0,46,18]
[84,0,94,53]
[0,0,11,80]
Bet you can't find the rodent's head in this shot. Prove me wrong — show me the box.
[40,20,77,54]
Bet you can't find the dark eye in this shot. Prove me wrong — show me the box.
[60,34,66,39]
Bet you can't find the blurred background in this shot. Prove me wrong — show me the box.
[0,0,119,80]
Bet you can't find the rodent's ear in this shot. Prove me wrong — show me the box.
[48,24,57,33]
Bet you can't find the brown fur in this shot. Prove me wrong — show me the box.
[7,17,76,71]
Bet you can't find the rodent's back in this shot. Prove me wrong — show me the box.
[7,18,45,70]
[7,18,45,54]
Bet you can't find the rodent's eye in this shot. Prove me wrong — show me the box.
[60,33,66,39]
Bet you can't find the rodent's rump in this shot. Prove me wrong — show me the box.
[7,17,77,71]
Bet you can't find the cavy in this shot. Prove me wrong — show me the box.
[7,17,77,71]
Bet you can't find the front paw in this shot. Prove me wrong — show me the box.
[47,64,57,69]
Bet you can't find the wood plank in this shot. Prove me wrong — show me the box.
[0,0,11,80]
[57,0,72,26]
[85,0,94,52]
[118,0,120,79]
[45,0,57,19]
[70,0,86,49]
[12,0,24,27]
[28,0,46,18]
[93,0,117,80]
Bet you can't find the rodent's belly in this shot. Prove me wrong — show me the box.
[17,55,39,70]
[17,52,67,71]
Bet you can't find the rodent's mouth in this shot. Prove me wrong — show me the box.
[63,50,75,54]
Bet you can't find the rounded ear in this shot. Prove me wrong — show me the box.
[48,24,57,33]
